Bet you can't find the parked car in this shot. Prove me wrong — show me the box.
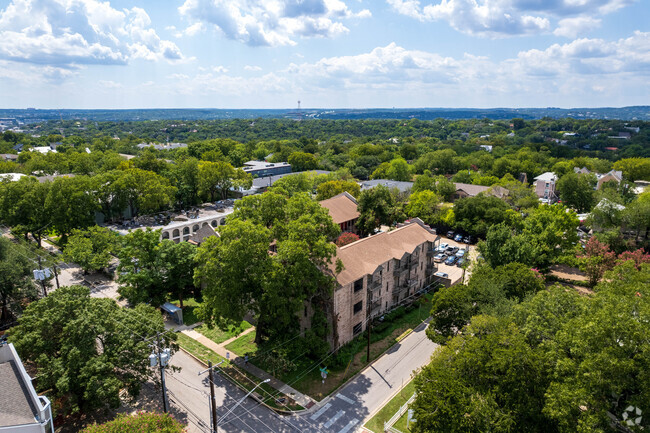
[446,246,459,254]
[434,271,449,278]
[434,253,447,263]
[436,242,449,252]
[456,257,466,267]
[463,235,473,244]
[446,230,455,238]
[444,255,458,266]
[454,233,464,242]
[456,248,466,257]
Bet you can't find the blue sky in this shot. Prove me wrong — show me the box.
[0,0,648,109]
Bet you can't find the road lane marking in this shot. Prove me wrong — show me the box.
[338,419,359,433]
[324,410,344,428]
[310,403,332,421]
[336,393,355,404]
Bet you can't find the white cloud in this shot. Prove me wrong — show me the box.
[178,0,370,46]
[99,80,123,88]
[553,16,601,38]
[213,65,229,73]
[244,65,262,71]
[387,0,634,37]
[0,0,184,67]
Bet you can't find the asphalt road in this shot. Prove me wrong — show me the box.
[166,319,438,433]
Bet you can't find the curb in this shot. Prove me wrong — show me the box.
[177,346,300,416]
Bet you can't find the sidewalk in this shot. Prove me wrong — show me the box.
[181,328,316,408]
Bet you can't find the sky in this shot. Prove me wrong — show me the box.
[0,0,648,109]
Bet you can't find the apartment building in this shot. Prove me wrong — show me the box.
[319,192,360,235]
[533,172,558,202]
[327,219,439,347]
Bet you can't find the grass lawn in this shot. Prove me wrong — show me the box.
[176,332,229,367]
[225,330,258,356]
[177,332,303,411]
[196,321,252,345]
[364,379,416,433]
[168,297,201,326]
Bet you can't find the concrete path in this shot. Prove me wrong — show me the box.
[181,327,316,408]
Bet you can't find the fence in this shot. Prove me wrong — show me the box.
[384,392,416,433]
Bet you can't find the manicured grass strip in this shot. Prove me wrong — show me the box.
[176,332,229,367]
[225,330,258,356]
[364,379,416,433]
[196,321,252,345]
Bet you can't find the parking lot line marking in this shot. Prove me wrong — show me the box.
[336,393,355,404]
[324,410,345,428]
[338,419,359,433]
[310,403,332,421]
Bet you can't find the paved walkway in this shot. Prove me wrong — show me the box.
[181,327,316,408]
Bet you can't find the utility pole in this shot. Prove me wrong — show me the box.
[199,360,223,433]
[150,333,170,413]
[52,264,60,290]
[209,362,218,433]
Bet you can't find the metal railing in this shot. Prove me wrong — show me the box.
[384,393,417,432]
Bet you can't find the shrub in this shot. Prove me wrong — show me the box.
[81,412,185,433]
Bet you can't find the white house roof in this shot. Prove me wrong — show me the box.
[0,173,26,182]
[534,172,558,182]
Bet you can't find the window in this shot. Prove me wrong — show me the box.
[353,322,362,335]
[353,301,363,314]
[353,278,363,293]
[304,306,308,317]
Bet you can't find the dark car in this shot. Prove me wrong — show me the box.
[444,255,458,266]
[456,257,466,267]
[454,233,463,242]
[446,230,455,239]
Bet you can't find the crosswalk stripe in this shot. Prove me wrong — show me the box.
[338,419,359,433]
[310,403,332,421]
[324,410,344,428]
[336,393,355,404]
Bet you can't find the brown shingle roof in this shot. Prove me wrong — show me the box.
[331,220,437,287]
[319,192,360,225]
[187,224,218,245]
[454,182,508,199]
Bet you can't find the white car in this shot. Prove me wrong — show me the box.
[433,253,447,263]
[456,248,466,258]
[434,271,449,278]
[436,243,449,252]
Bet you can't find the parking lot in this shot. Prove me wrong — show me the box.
[432,234,475,286]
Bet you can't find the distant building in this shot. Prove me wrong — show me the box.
[242,160,292,178]
[31,147,56,154]
[187,224,218,247]
[319,192,360,234]
[136,142,187,151]
[452,183,508,201]
[573,167,623,190]
[0,341,54,433]
[321,219,440,347]
[359,179,414,194]
[479,145,493,152]
[533,172,558,201]
[0,173,27,182]
[0,154,18,162]
[240,170,331,195]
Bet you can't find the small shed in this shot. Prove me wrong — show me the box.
[160,302,183,325]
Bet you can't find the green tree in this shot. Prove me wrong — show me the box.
[117,229,165,305]
[288,151,319,171]
[0,237,38,323]
[63,226,120,274]
[9,286,173,414]
[112,168,176,217]
[414,315,550,433]
[385,158,412,181]
[356,185,399,235]
[405,190,441,225]
[0,177,50,246]
[454,194,510,237]
[198,160,251,201]
[316,180,361,200]
[613,157,650,181]
[45,176,99,242]
[195,192,339,345]
[157,240,197,308]
[556,172,597,212]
